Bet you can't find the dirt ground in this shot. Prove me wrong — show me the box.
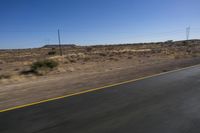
[0,40,200,110]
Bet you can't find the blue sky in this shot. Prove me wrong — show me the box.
[0,0,200,49]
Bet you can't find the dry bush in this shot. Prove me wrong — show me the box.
[173,53,189,59]
[86,47,93,52]
[48,51,56,56]
[0,74,11,80]
[0,60,4,64]
[83,57,90,62]
[69,59,76,63]
[21,59,59,76]
[99,53,107,57]
[127,56,132,59]
[109,57,119,61]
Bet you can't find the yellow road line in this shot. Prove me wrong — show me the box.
[0,64,199,113]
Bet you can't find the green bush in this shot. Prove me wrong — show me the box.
[31,60,58,74]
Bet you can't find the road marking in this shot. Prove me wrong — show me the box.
[0,64,199,113]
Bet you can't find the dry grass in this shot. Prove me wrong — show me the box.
[0,40,199,83]
[0,74,11,79]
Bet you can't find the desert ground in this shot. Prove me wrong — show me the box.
[0,40,200,110]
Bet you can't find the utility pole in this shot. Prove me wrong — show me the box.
[186,26,190,40]
[58,29,63,56]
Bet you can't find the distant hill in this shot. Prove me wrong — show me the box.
[42,44,76,48]
[1,39,200,50]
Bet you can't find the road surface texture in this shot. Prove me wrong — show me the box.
[0,65,200,133]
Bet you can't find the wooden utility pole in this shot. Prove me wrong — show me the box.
[58,29,63,56]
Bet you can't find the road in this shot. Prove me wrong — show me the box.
[0,65,200,133]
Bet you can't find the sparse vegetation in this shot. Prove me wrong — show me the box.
[127,56,132,59]
[99,53,107,57]
[32,60,58,70]
[48,51,56,55]
[69,59,76,63]
[31,59,58,74]
[0,60,4,64]
[83,57,90,62]
[0,74,11,79]
[0,40,199,80]
[86,47,93,52]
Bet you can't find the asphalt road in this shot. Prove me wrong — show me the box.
[0,65,200,133]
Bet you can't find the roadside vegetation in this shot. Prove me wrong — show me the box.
[31,59,58,75]
[21,59,58,76]
[0,40,199,82]
[0,74,11,80]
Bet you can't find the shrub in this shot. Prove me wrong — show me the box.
[127,56,132,59]
[69,59,76,63]
[86,47,93,52]
[0,74,11,79]
[83,57,90,62]
[0,60,4,64]
[48,51,56,55]
[109,57,119,61]
[23,59,59,75]
[99,53,107,57]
